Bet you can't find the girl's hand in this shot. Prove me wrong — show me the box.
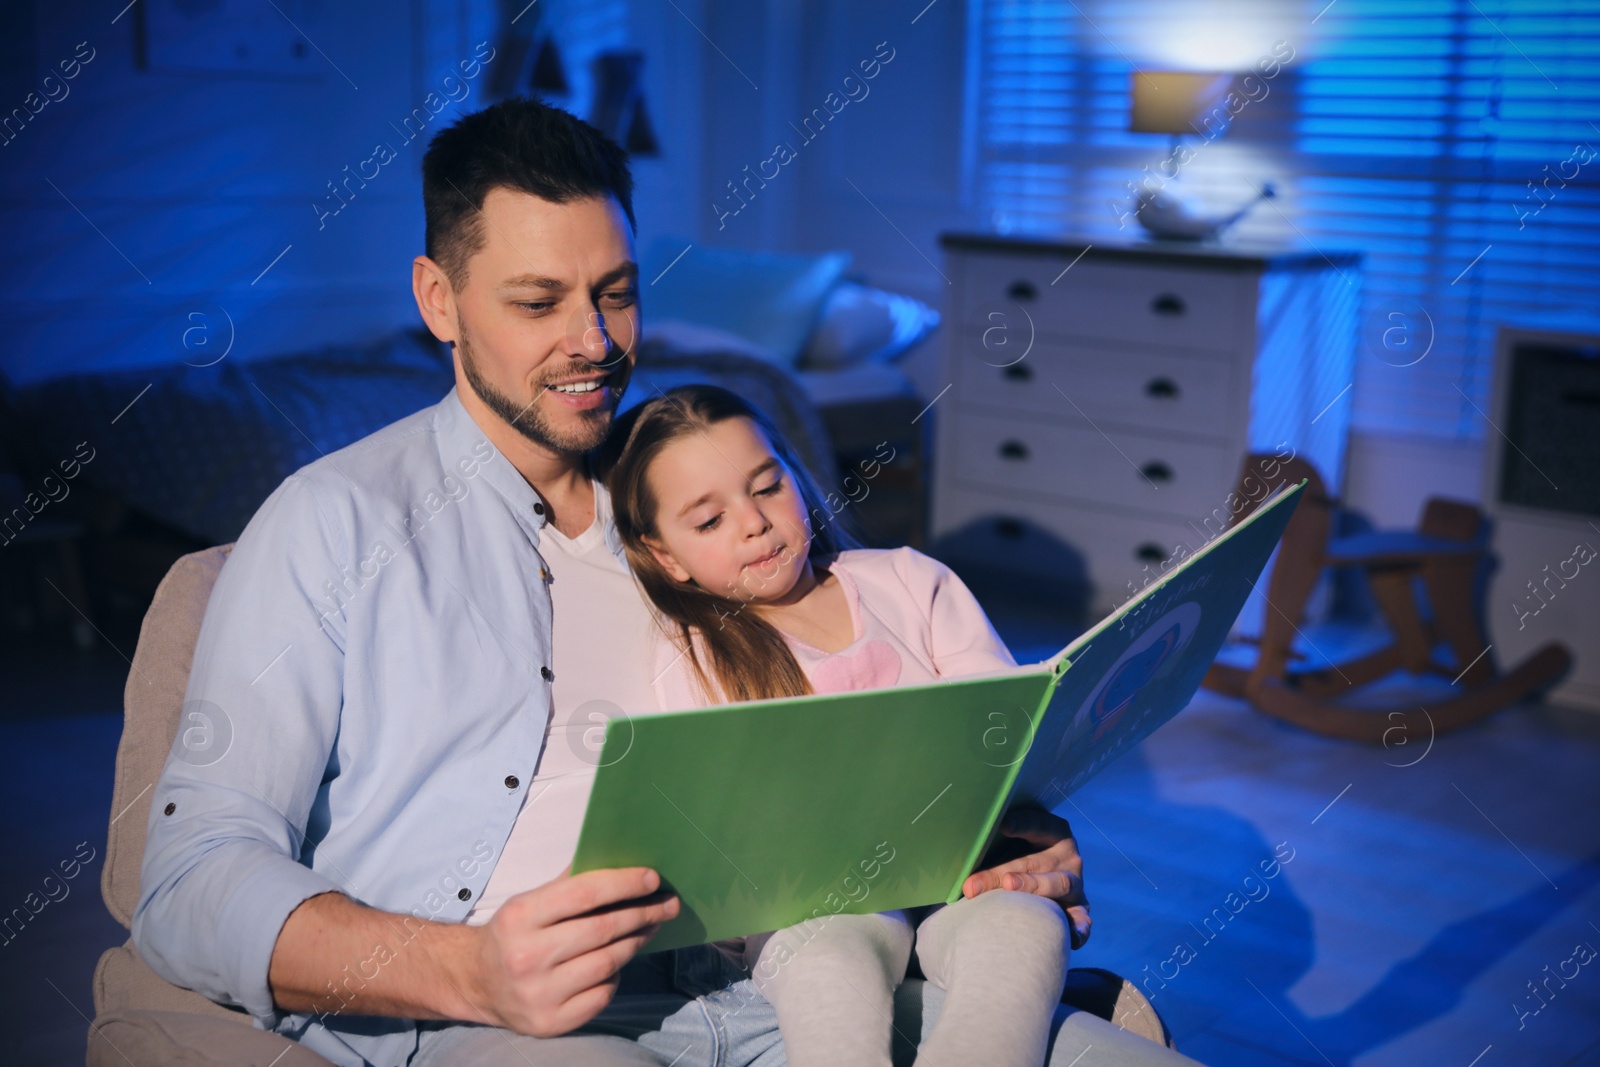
[961,807,1091,949]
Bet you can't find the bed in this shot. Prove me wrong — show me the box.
[3,250,939,548]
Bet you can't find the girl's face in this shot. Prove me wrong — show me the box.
[643,416,814,604]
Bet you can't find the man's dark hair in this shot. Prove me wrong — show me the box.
[422,97,636,292]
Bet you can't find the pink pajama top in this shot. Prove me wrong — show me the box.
[652,547,1017,708]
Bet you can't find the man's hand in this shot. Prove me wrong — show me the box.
[470,867,679,1036]
[961,807,1091,949]
[267,867,677,1034]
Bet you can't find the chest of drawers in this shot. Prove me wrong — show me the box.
[930,234,1360,616]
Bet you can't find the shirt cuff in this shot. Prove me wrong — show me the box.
[216,846,343,1027]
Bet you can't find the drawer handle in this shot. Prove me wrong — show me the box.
[995,518,1026,540]
[1135,542,1167,563]
[1007,280,1038,302]
[1145,377,1179,399]
[1140,461,1174,483]
[1003,363,1034,382]
[999,440,1030,461]
[1151,293,1186,316]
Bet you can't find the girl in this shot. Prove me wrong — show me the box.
[605,384,1070,1067]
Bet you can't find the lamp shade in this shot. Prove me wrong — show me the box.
[1130,71,1238,136]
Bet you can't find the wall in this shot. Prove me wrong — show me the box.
[687,0,971,398]
[692,1,969,291]
[625,0,708,259]
[0,0,706,387]
[0,2,462,385]
[1342,433,1484,529]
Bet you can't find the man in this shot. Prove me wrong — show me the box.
[134,98,1187,1066]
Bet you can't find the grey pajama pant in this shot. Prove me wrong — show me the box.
[741,889,1072,1067]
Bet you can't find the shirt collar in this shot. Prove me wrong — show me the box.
[435,387,626,564]
[435,387,550,536]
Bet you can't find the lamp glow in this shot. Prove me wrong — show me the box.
[1130,71,1238,137]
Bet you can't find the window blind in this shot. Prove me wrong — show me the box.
[971,0,1600,441]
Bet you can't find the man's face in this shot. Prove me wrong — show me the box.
[448,188,639,455]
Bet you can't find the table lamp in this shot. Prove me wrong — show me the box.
[1126,70,1274,241]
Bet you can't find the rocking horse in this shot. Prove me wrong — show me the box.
[1202,453,1573,742]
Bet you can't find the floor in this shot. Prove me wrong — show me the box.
[3,592,1599,1066]
[1002,601,1600,1067]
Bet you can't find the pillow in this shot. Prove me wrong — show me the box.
[641,319,785,363]
[641,238,852,367]
[799,282,942,370]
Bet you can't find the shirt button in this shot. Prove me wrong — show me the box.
[541,665,553,682]
[533,502,546,516]
[458,887,471,901]
[163,802,176,816]
[539,566,549,582]
[505,775,519,790]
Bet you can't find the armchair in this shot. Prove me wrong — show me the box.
[90,548,1173,1064]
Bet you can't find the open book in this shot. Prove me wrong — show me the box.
[573,480,1306,951]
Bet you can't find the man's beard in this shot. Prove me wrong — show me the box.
[456,319,628,455]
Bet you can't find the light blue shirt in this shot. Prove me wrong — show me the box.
[132,387,627,1066]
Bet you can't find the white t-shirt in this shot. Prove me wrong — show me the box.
[466,479,663,925]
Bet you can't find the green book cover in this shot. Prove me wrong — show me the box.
[573,480,1305,951]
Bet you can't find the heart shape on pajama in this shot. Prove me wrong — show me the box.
[808,637,902,693]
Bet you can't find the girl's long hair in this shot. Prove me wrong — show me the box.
[601,385,854,704]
